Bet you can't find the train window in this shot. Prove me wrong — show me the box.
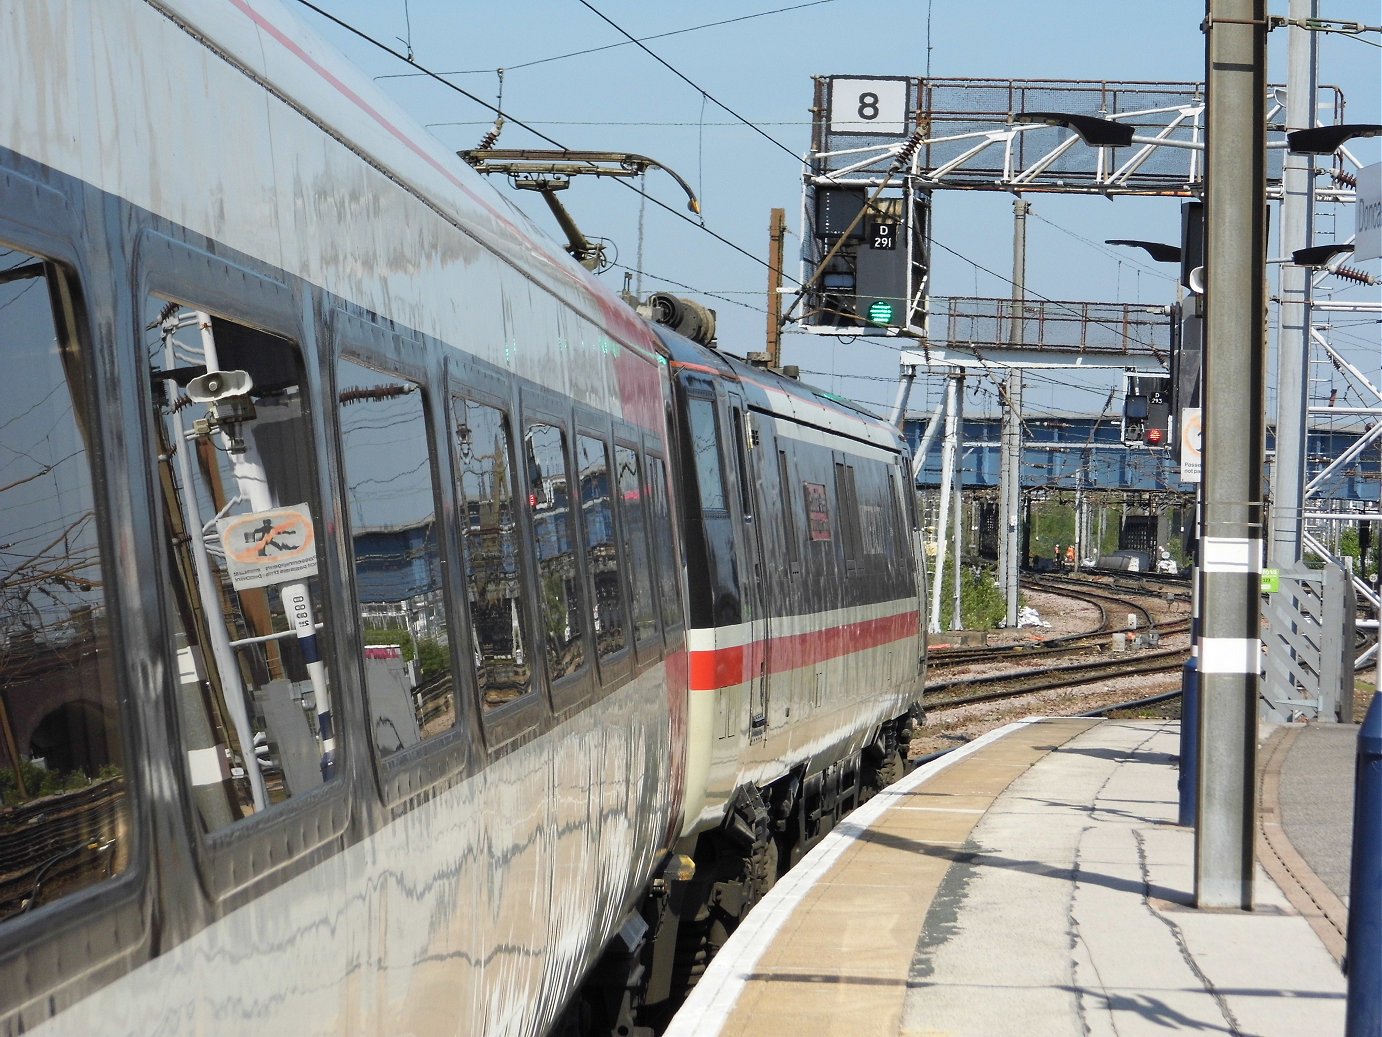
[893,460,919,569]
[730,409,753,519]
[899,458,921,531]
[615,445,657,644]
[453,397,532,710]
[834,462,862,566]
[778,450,800,572]
[147,298,336,832]
[576,435,625,659]
[0,251,128,920]
[528,423,586,678]
[646,457,681,631]
[860,465,887,557]
[337,359,454,755]
[686,397,727,514]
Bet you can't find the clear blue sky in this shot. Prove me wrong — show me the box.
[293,0,1380,424]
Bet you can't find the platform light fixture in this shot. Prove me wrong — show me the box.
[1013,112,1135,148]
[1285,124,1382,155]
[1105,239,1182,264]
[1290,242,1355,267]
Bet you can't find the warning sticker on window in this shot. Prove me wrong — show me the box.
[219,504,319,590]
[805,482,832,541]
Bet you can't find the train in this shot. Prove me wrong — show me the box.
[0,2,926,1035]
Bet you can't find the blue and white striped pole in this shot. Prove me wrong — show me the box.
[282,582,334,780]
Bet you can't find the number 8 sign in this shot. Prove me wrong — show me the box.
[828,77,909,136]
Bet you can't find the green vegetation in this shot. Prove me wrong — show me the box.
[362,627,450,680]
[1328,525,1378,578]
[0,760,114,807]
[413,637,449,681]
[934,563,1008,631]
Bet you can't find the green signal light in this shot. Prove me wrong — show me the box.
[867,299,895,324]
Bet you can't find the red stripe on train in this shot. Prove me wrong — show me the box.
[687,610,919,692]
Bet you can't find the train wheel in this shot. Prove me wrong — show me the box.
[861,723,904,800]
[659,800,776,1010]
[870,748,904,791]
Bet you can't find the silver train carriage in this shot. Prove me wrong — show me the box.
[0,1,925,1034]
[633,335,926,1027]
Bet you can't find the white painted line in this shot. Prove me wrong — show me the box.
[187,746,226,786]
[1201,537,1262,574]
[662,718,1054,1037]
[1199,637,1263,674]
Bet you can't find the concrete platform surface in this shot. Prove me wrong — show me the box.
[1278,722,1356,903]
[665,718,1347,1037]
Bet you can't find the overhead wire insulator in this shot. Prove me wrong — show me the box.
[1328,168,1358,189]
[474,119,505,153]
[471,68,506,154]
[892,128,924,170]
[146,299,180,330]
[1333,265,1377,286]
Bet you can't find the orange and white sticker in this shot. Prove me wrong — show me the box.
[218,504,318,590]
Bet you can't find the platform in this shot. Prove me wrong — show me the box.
[664,717,1352,1037]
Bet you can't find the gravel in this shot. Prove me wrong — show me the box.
[909,587,1191,759]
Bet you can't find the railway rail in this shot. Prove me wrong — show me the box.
[929,572,1190,673]
[928,646,1188,709]
[925,571,1191,711]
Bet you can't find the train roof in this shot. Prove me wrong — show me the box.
[134,0,658,354]
[652,326,905,452]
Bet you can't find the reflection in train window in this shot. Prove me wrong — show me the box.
[338,360,453,755]
[453,397,532,710]
[615,445,657,644]
[889,464,913,555]
[858,464,888,557]
[778,450,800,572]
[834,462,862,566]
[647,457,682,631]
[528,423,586,678]
[577,435,625,659]
[0,250,128,922]
[148,298,336,832]
[686,397,727,514]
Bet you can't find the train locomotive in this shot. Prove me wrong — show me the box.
[0,1,926,1034]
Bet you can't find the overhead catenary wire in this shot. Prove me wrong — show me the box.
[289,0,797,284]
[610,263,769,314]
[376,1,844,77]
[573,0,806,167]
[297,2,1179,387]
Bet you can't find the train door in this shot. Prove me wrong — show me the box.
[726,391,768,739]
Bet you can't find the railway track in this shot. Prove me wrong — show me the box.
[924,571,1191,713]
[928,646,1188,709]
[929,572,1189,673]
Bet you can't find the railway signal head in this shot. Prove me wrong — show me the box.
[1144,389,1170,448]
